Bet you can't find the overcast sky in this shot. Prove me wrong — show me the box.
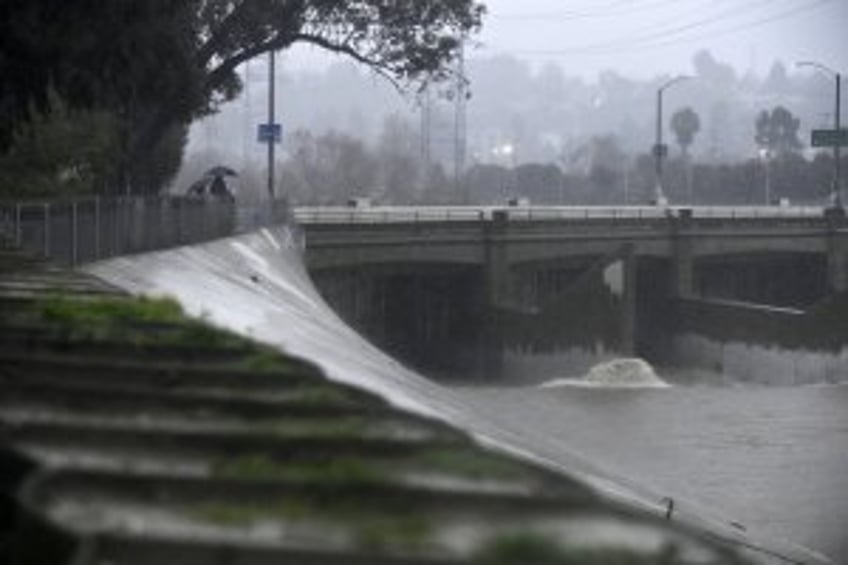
[287,0,847,81]
[476,0,847,79]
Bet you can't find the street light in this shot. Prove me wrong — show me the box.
[797,61,842,210]
[653,75,692,206]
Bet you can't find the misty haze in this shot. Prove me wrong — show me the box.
[1,2,847,565]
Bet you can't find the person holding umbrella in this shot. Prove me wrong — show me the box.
[186,165,238,202]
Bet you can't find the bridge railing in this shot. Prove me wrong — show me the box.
[0,196,292,267]
[294,205,827,225]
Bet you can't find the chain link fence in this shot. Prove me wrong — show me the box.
[0,196,293,267]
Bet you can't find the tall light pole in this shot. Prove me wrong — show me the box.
[267,49,276,199]
[797,61,842,209]
[653,75,691,205]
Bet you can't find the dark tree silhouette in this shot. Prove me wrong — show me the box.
[670,107,701,157]
[755,106,803,157]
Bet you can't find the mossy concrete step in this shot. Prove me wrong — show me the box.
[0,317,251,343]
[0,352,339,393]
[0,379,387,423]
[0,278,120,294]
[4,420,464,463]
[0,332,254,363]
[0,380,388,424]
[0,268,121,289]
[48,529,468,565]
[26,468,595,514]
[0,292,124,319]
[17,469,720,565]
[0,408,459,448]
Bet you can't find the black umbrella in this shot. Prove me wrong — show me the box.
[204,165,238,178]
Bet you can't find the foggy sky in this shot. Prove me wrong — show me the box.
[287,0,847,80]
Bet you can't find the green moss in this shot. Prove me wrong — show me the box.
[293,386,363,406]
[190,503,265,526]
[212,455,383,484]
[169,320,250,349]
[190,496,433,552]
[34,294,256,350]
[40,294,184,326]
[242,348,288,372]
[411,448,527,480]
[352,513,433,552]
[472,532,669,565]
[239,347,319,374]
[260,417,369,438]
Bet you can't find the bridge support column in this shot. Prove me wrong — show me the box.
[671,210,695,298]
[619,245,637,355]
[827,214,848,293]
[479,211,512,378]
[484,211,512,308]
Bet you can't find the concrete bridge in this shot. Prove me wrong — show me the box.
[297,205,848,296]
[295,205,848,379]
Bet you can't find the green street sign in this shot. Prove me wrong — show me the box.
[811,129,848,148]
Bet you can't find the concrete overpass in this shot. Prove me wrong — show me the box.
[295,205,848,379]
[296,205,848,296]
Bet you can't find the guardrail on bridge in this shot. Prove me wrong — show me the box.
[293,204,827,225]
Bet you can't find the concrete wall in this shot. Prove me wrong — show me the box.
[660,296,848,385]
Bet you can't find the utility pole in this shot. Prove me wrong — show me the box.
[420,86,432,174]
[453,37,468,201]
[797,61,843,209]
[243,60,251,170]
[267,50,276,199]
[837,71,842,208]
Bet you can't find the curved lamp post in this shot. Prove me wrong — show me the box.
[797,61,842,210]
[653,75,692,205]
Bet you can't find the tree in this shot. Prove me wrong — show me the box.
[1,0,484,193]
[377,114,420,203]
[515,163,563,203]
[567,135,626,203]
[670,107,701,157]
[0,90,120,196]
[283,129,377,204]
[671,107,700,201]
[755,106,803,157]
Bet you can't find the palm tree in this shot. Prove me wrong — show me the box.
[671,107,701,202]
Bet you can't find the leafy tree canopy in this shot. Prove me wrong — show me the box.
[0,0,484,193]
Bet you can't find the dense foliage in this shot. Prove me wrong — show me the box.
[0,0,484,195]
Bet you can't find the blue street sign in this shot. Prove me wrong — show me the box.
[258,123,282,143]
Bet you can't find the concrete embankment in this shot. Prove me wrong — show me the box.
[0,240,771,564]
[79,225,829,564]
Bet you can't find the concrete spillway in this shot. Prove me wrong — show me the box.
[86,225,826,564]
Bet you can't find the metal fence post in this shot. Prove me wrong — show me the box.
[15,203,22,247]
[94,196,101,260]
[113,198,120,256]
[43,203,50,258]
[71,201,78,266]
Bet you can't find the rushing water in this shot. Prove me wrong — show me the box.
[453,370,848,564]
